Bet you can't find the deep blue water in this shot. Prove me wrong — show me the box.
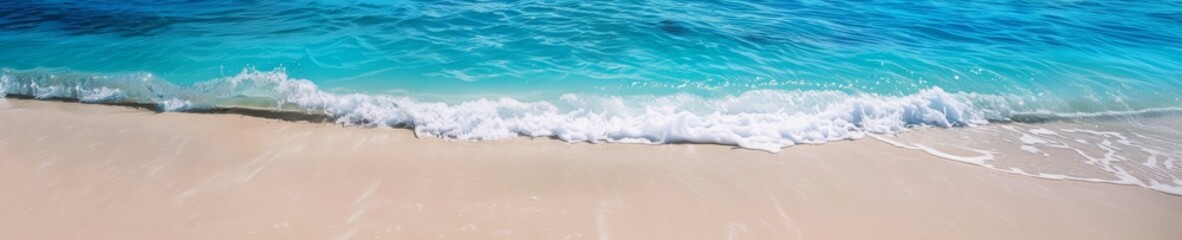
[2,0,1181,151]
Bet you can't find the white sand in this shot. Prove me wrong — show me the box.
[2,99,1181,239]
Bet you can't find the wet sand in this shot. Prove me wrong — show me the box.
[2,98,1181,239]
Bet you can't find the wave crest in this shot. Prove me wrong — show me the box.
[4,68,1010,152]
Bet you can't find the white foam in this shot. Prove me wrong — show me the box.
[876,122,1182,196]
[254,70,995,152]
[868,134,995,165]
[0,68,1150,155]
[7,68,1182,195]
[1018,134,1048,145]
[1019,145,1048,157]
[1028,128,1057,135]
[0,71,8,97]
[1,69,181,108]
[78,86,121,103]
[2,68,1009,152]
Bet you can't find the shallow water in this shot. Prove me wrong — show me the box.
[1,1,1180,152]
[3,0,1181,101]
[877,112,1182,195]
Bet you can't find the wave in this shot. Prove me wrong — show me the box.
[0,67,1118,152]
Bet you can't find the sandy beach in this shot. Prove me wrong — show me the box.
[2,98,1181,239]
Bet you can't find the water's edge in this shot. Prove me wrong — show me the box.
[3,94,333,123]
[6,96,1181,197]
[7,68,1182,153]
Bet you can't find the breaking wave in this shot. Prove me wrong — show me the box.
[0,68,1144,152]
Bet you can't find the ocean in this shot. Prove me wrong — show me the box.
[2,1,1181,192]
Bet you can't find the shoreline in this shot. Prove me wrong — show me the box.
[2,98,1181,239]
[1,94,334,123]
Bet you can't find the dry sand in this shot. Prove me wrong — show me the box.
[1,98,1180,239]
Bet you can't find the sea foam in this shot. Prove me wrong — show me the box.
[4,68,1005,152]
[7,68,1182,195]
[239,69,1004,152]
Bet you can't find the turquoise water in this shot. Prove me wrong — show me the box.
[2,0,1182,151]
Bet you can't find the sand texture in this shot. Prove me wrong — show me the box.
[2,99,1181,239]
